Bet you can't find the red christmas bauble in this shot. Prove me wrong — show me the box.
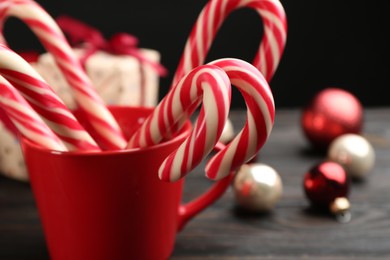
[303,161,349,207]
[301,88,363,149]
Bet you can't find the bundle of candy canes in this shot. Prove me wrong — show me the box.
[0,0,287,182]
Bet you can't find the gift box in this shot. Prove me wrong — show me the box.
[0,121,27,181]
[33,47,161,108]
[0,47,163,181]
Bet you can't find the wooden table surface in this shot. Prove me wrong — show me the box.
[1,108,390,259]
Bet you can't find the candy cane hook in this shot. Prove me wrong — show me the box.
[128,64,231,182]
[172,0,287,87]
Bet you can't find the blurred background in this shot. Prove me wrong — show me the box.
[3,0,389,109]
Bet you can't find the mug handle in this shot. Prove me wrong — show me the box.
[177,142,235,231]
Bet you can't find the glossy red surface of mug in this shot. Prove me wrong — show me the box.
[21,106,233,260]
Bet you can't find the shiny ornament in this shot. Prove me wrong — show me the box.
[219,118,234,144]
[303,161,351,222]
[233,163,282,212]
[328,134,375,179]
[301,88,363,150]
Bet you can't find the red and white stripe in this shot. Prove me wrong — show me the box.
[0,0,126,150]
[0,44,100,151]
[172,0,287,87]
[128,65,231,182]
[206,58,275,180]
[0,75,67,151]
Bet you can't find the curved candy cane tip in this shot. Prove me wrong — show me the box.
[128,64,231,147]
[151,65,232,182]
[203,57,275,181]
[209,57,275,119]
[172,0,287,88]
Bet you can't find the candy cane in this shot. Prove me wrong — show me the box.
[128,65,231,182]
[0,0,126,150]
[205,58,274,180]
[0,44,100,151]
[163,58,275,181]
[0,75,67,151]
[172,0,287,87]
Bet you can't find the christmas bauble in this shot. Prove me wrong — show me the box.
[304,161,352,222]
[233,163,282,212]
[301,88,363,150]
[303,161,349,207]
[328,134,375,179]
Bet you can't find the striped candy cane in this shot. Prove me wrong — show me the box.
[128,65,231,182]
[130,58,275,182]
[0,44,100,151]
[0,75,67,151]
[0,0,127,150]
[205,58,274,180]
[172,0,287,87]
[162,58,275,181]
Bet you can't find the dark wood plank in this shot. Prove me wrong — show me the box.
[173,108,390,259]
[1,108,390,259]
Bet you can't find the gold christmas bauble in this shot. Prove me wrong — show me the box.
[328,134,375,179]
[233,163,283,212]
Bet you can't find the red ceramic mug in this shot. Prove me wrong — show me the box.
[21,106,233,260]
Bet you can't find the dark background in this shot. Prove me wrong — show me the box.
[3,0,389,109]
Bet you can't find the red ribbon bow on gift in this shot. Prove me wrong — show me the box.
[56,15,168,77]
